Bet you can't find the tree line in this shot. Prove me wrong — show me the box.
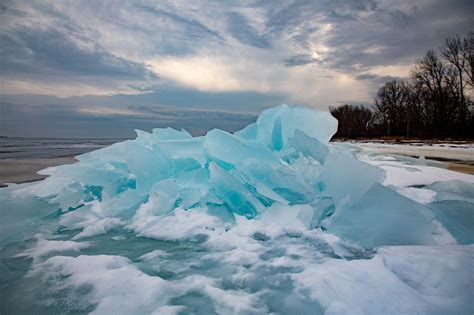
[330,32,473,139]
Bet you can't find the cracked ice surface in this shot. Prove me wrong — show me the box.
[1,105,473,314]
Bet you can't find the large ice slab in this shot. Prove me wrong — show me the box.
[427,180,474,203]
[236,104,338,146]
[429,200,474,244]
[325,183,437,248]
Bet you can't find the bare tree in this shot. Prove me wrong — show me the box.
[411,50,450,136]
[329,105,373,138]
[441,35,468,108]
[331,33,473,139]
[374,80,411,136]
[463,32,474,87]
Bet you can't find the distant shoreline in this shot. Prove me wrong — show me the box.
[331,138,474,144]
[0,156,77,187]
[0,137,122,186]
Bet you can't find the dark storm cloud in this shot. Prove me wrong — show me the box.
[319,0,473,71]
[226,12,271,48]
[355,73,400,90]
[134,3,223,43]
[254,0,472,74]
[283,54,318,67]
[258,0,378,37]
[0,26,155,81]
[2,0,472,87]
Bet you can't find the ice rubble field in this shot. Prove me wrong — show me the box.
[1,105,473,315]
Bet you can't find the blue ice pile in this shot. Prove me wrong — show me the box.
[1,105,473,314]
[9,104,469,247]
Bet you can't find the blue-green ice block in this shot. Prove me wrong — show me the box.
[321,146,385,208]
[291,129,329,164]
[327,183,437,248]
[253,104,338,148]
[429,200,474,244]
[427,180,474,203]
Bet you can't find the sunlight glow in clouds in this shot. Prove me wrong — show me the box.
[76,107,149,117]
[148,56,249,92]
[369,64,412,78]
[148,54,373,107]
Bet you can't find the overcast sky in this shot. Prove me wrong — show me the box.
[0,0,472,137]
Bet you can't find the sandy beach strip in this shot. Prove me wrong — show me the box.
[0,156,77,187]
[447,162,474,175]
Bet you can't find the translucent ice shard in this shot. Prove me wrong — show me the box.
[151,127,192,141]
[209,162,266,218]
[291,129,329,164]
[248,104,338,147]
[427,180,474,203]
[320,147,385,208]
[428,200,474,244]
[205,129,278,167]
[326,183,437,248]
[125,140,173,193]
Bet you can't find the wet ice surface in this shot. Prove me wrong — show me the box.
[1,105,474,314]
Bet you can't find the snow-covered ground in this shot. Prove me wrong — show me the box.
[347,140,474,162]
[352,143,474,187]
